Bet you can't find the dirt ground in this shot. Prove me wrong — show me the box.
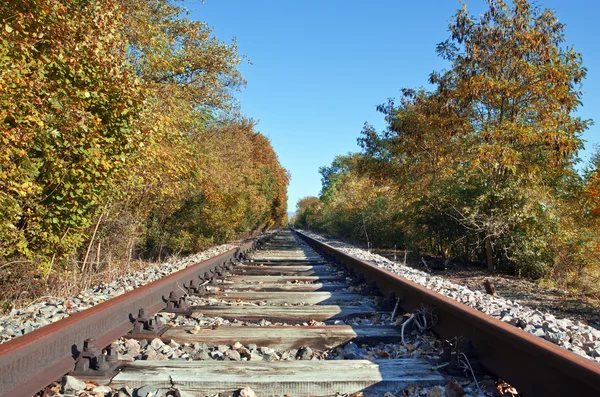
[372,248,600,330]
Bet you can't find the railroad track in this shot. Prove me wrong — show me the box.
[1,229,600,396]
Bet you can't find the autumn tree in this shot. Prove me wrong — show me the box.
[0,0,288,299]
[585,148,600,219]
[359,0,590,275]
[0,0,142,266]
[292,197,323,230]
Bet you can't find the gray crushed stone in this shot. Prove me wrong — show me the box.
[302,230,600,363]
[0,245,235,344]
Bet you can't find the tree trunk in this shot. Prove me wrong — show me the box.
[485,235,494,272]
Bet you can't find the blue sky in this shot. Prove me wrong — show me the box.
[190,0,599,213]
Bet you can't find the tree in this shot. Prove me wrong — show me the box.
[359,0,590,275]
[0,0,142,265]
[293,197,322,230]
[585,147,600,219]
[0,0,288,281]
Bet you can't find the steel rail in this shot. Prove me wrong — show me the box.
[0,237,265,397]
[295,229,600,397]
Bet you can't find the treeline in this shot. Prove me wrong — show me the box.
[0,0,288,287]
[293,0,600,292]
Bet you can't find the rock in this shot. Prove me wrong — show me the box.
[168,390,195,397]
[144,350,160,360]
[248,344,257,351]
[544,313,556,322]
[262,353,279,361]
[233,341,243,350]
[4,326,16,336]
[426,386,445,397]
[193,350,211,360]
[92,385,113,394]
[582,332,595,344]
[259,346,274,355]
[515,318,527,328]
[61,375,87,393]
[124,339,140,350]
[211,350,224,360]
[545,331,564,344]
[119,386,135,397]
[194,342,208,351]
[445,380,466,397]
[217,344,230,352]
[532,328,545,337]
[238,386,256,397]
[296,346,313,360]
[227,350,242,361]
[190,312,203,321]
[40,306,57,316]
[134,385,159,397]
[341,342,360,359]
[529,314,543,326]
[150,338,164,350]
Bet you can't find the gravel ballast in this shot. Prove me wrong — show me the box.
[300,230,600,363]
[0,244,236,344]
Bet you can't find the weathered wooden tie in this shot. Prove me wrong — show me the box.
[109,360,446,397]
[199,291,366,304]
[168,304,380,323]
[245,260,327,265]
[148,325,402,350]
[236,264,330,271]
[226,275,347,283]
[214,282,351,292]
[232,265,335,276]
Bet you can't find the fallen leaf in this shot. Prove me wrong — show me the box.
[85,381,98,389]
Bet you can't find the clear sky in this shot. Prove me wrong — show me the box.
[189,0,599,213]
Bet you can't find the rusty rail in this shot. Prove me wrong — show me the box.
[295,229,600,397]
[0,237,267,397]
